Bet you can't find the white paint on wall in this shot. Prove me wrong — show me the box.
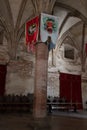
[6,73,34,95]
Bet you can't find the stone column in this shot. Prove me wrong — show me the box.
[33,43,48,118]
[32,0,56,118]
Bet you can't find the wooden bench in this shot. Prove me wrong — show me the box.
[47,102,78,112]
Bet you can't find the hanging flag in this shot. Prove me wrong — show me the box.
[40,13,58,51]
[25,16,39,52]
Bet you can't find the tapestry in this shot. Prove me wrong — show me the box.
[25,16,39,52]
[40,13,58,51]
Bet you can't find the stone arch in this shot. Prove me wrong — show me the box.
[0,17,10,64]
[0,16,10,41]
[56,31,79,52]
[55,2,87,24]
[55,32,81,66]
[61,35,76,48]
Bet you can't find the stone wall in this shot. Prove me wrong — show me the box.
[5,59,35,95]
[47,72,60,97]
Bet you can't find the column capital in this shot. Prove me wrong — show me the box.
[32,0,56,15]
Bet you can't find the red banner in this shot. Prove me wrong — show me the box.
[25,16,39,52]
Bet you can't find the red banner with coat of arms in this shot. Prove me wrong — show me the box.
[25,16,39,52]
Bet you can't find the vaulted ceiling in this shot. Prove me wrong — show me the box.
[0,1,86,28]
[0,0,87,59]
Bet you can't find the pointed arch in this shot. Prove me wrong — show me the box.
[56,31,80,52]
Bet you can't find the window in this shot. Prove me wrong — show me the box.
[64,45,75,61]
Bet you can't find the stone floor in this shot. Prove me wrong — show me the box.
[0,111,87,130]
[52,110,87,119]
